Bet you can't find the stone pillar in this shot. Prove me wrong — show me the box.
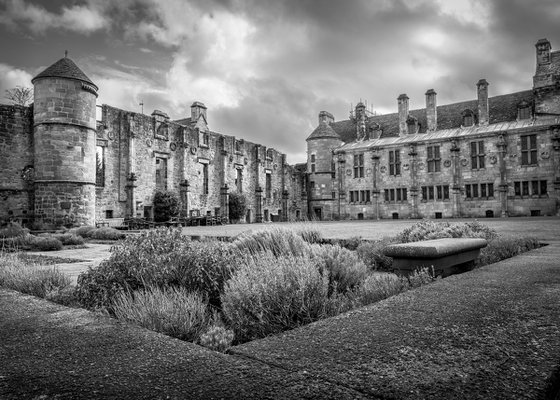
[179,179,190,217]
[337,153,346,219]
[125,173,138,218]
[282,189,289,221]
[371,150,380,220]
[497,133,508,217]
[450,140,461,217]
[255,186,263,223]
[220,184,229,222]
[408,144,419,218]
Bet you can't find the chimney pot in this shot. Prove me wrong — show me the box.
[397,94,409,135]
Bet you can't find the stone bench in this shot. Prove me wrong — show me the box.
[95,217,126,229]
[383,238,488,277]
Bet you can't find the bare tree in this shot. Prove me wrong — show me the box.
[4,86,34,106]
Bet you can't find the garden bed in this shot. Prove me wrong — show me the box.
[0,220,544,353]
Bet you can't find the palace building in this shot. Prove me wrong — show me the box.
[0,38,559,226]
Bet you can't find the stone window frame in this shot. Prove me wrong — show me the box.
[388,150,401,176]
[462,109,475,127]
[198,129,210,148]
[520,134,538,166]
[155,122,169,141]
[95,140,107,187]
[265,171,272,199]
[470,140,485,170]
[349,190,370,204]
[426,145,441,173]
[517,101,532,120]
[235,165,243,193]
[155,156,168,191]
[353,153,364,178]
[383,188,407,203]
[513,180,547,198]
[406,115,419,134]
[234,139,243,154]
[421,185,449,202]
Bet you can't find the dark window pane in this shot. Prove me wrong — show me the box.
[473,184,479,198]
[522,181,529,196]
[514,182,521,196]
[541,180,547,195]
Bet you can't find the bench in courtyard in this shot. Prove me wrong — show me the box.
[383,238,487,277]
[95,218,127,229]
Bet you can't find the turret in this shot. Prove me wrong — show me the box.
[31,56,98,225]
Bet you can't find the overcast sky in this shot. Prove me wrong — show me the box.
[1,0,559,163]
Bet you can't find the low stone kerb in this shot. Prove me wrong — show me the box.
[383,238,488,259]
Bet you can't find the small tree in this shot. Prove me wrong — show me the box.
[5,86,33,106]
[153,191,180,222]
[229,192,247,223]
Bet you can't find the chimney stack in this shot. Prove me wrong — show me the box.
[191,101,207,122]
[476,79,489,126]
[397,94,409,135]
[425,89,437,131]
[536,38,551,66]
[318,110,334,125]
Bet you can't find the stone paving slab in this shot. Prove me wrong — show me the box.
[0,290,367,400]
[232,243,560,399]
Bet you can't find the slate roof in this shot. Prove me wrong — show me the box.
[32,57,97,89]
[328,90,534,144]
[306,121,341,141]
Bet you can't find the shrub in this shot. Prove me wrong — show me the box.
[0,252,71,298]
[112,286,212,342]
[232,227,311,258]
[153,190,180,222]
[221,253,334,342]
[404,266,437,288]
[51,233,85,246]
[294,225,323,244]
[74,228,235,311]
[70,226,96,238]
[0,222,27,239]
[199,325,235,353]
[33,236,63,251]
[477,236,541,266]
[396,220,497,243]
[336,236,363,251]
[309,244,369,293]
[356,238,395,271]
[354,273,408,306]
[228,192,248,222]
[88,227,125,241]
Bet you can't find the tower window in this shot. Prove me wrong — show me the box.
[202,163,209,194]
[236,168,243,192]
[95,145,105,187]
[266,173,272,199]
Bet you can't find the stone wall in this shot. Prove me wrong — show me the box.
[0,105,33,222]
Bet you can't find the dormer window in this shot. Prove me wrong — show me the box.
[462,109,474,127]
[406,115,418,134]
[517,101,532,120]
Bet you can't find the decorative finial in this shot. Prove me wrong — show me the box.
[64,50,68,58]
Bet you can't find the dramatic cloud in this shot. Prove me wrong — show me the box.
[0,0,108,34]
[1,0,559,163]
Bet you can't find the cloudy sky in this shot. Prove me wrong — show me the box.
[1,0,559,163]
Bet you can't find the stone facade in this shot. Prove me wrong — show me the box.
[307,38,560,220]
[1,38,559,225]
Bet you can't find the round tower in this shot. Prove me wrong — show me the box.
[31,56,98,226]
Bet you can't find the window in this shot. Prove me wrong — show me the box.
[427,145,441,172]
[385,188,407,203]
[235,140,242,153]
[407,121,417,134]
[236,168,243,192]
[266,173,272,199]
[471,141,485,169]
[95,146,105,187]
[311,164,316,173]
[518,101,532,120]
[422,185,449,201]
[155,157,167,191]
[350,190,370,203]
[353,153,364,178]
[514,180,547,197]
[310,154,316,173]
[199,130,209,147]
[462,110,474,127]
[202,163,209,194]
[521,135,537,165]
[310,181,315,190]
[332,191,336,199]
[389,150,401,176]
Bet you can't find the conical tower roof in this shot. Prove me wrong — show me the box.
[32,57,98,90]
[306,121,341,141]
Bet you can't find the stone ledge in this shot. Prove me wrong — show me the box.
[383,238,487,258]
